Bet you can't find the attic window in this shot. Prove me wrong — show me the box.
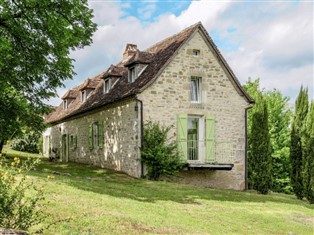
[128,66,136,82]
[104,78,111,93]
[192,49,200,56]
[81,90,86,102]
[63,100,68,109]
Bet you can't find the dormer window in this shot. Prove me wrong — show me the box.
[104,78,111,93]
[192,49,200,56]
[63,100,68,109]
[128,66,136,82]
[81,90,86,102]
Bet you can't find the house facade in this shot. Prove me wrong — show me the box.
[43,22,254,190]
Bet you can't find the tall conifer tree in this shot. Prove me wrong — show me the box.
[290,87,308,199]
[303,101,314,203]
[251,92,272,194]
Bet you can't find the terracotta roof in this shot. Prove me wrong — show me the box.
[124,51,154,67]
[46,22,253,124]
[103,65,126,78]
[79,78,100,90]
[61,89,77,99]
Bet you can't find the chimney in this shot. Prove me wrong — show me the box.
[123,43,137,60]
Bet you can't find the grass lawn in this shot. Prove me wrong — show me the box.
[2,148,314,235]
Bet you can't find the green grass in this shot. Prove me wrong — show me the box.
[2,148,314,234]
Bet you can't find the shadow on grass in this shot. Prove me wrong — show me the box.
[3,149,314,209]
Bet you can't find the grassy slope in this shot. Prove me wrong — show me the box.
[3,148,314,235]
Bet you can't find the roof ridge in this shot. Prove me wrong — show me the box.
[145,21,201,52]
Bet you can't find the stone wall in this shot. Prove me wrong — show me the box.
[138,31,249,190]
[47,98,142,178]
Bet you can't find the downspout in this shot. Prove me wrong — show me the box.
[135,97,144,178]
[245,106,253,190]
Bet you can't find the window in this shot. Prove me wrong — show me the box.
[63,100,68,109]
[177,114,215,163]
[104,78,111,93]
[70,135,77,150]
[88,121,104,150]
[187,117,199,160]
[93,122,98,149]
[190,76,201,103]
[81,90,86,102]
[128,66,136,82]
[192,49,200,56]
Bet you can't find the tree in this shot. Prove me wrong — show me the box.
[266,89,292,193]
[250,92,272,194]
[303,101,314,203]
[290,87,308,199]
[0,0,97,150]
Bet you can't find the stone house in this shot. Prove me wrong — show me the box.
[43,22,254,190]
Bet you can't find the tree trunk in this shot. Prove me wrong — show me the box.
[0,140,4,154]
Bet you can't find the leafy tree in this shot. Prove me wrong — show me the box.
[0,0,97,150]
[302,101,314,203]
[266,89,292,193]
[141,121,184,180]
[11,130,42,153]
[290,87,308,199]
[250,92,272,194]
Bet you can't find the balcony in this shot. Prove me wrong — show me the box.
[187,141,235,171]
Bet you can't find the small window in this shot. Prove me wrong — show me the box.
[63,100,68,109]
[93,122,99,149]
[190,77,201,103]
[70,135,77,150]
[104,78,111,93]
[128,66,136,82]
[81,90,86,102]
[192,49,200,56]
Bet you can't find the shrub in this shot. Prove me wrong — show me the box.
[0,155,45,231]
[11,131,41,154]
[141,121,185,180]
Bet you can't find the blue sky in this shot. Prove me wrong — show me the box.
[48,0,313,106]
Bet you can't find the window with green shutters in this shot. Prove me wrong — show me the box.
[205,115,215,162]
[88,121,104,150]
[177,114,216,163]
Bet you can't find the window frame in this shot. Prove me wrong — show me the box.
[63,99,68,109]
[128,66,136,82]
[192,49,200,57]
[190,76,202,103]
[104,78,111,93]
[81,90,86,102]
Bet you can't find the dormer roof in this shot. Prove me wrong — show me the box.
[124,51,154,67]
[61,89,77,99]
[103,65,126,78]
[79,78,99,90]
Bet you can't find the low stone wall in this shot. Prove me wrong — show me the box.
[0,228,28,235]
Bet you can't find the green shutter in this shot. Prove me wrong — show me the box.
[88,124,93,150]
[205,115,215,162]
[65,134,69,162]
[177,114,188,160]
[98,121,104,149]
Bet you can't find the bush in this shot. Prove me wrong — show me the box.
[141,121,185,180]
[11,131,41,154]
[0,155,45,231]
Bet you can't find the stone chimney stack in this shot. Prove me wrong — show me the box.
[123,44,137,60]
